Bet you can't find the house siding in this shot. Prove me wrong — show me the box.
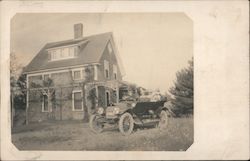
[28,86,85,122]
[27,67,95,88]
[26,38,122,123]
[51,72,72,86]
[27,69,90,122]
[28,75,43,88]
[98,44,122,81]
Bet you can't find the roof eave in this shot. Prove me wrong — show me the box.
[23,62,100,75]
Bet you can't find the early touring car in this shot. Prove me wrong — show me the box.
[89,99,170,135]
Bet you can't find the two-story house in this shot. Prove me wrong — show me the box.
[23,23,125,122]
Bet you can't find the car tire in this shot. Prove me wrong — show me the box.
[158,110,168,130]
[89,114,104,134]
[118,112,134,135]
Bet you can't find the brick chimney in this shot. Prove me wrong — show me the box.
[74,23,83,39]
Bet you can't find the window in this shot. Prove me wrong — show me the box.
[113,65,117,80]
[82,69,86,80]
[50,50,56,60]
[94,65,98,80]
[54,49,61,59]
[42,94,49,112]
[72,68,89,80]
[72,91,83,111]
[48,46,77,61]
[43,74,50,81]
[74,47,79,57]
[107,42,113,54]
[73,70,81,80]
[61,48,69,58]
[105,70,109,78]
[104,60,109,79]
[69,47,75,57]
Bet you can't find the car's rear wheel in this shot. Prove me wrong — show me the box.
[89,114,104,133]
[118,112,134,135]
[158,110,168,130]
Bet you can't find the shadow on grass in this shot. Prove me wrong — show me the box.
[11,120,85,134]
[12,116,194,151]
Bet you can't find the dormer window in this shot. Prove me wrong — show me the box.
[48,46,78,61]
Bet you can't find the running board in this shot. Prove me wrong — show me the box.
[134,118,160,125]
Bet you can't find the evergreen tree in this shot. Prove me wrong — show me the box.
[169,58,193,116]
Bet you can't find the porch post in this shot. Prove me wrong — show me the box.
[84,84,87,118]
[94,65,98,80]
[60,87,62,120]
[116,83,119,103]
[95,85,98,107]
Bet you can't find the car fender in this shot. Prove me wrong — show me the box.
[110,103,132,115]
[120,109,142,125]
[119,107,133,115]
[161,104,175,117]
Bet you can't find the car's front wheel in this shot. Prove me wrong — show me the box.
[89,114,104,134]
[118,112,134,135]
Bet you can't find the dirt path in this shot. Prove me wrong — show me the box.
[12,117,193,151]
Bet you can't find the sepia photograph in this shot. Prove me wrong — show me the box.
[1,0,249,160]
[10,13,193,151]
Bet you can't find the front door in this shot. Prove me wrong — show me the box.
[105,91,110,106]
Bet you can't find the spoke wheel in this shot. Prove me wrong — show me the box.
[119,112,134,135]
[89,114,104,133]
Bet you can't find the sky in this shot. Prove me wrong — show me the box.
[11,13,193,93]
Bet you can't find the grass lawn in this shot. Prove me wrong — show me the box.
[12,116,193,151]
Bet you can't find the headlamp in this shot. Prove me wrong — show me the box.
[97,107,104,115]
[113,107,120,114]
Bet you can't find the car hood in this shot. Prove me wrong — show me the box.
[106,102,134,114]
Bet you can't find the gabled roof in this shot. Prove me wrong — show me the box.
[23,32,112,73]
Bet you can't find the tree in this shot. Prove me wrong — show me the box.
[10,52,26,109]
[10,52,27,126]
[30,77,56,120]
[169,58,193,116]
[85,66,98,116]
[10,52,21,88]
[14,73,27,109]
[10,52,26,95]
